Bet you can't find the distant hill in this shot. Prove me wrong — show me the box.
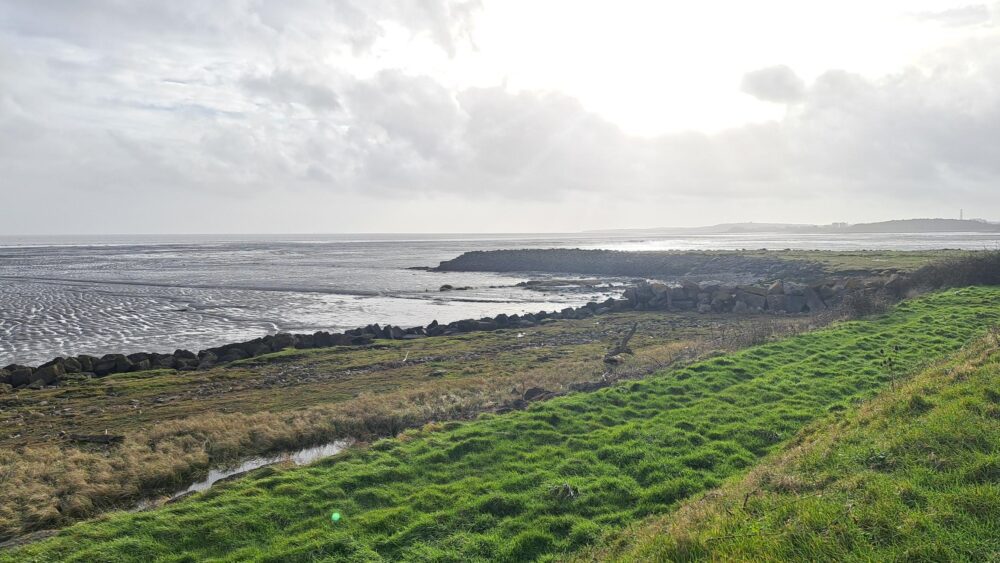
[590,218,1000,235]
[831,218,1000,233]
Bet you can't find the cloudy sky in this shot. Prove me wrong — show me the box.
[1,1,998,234]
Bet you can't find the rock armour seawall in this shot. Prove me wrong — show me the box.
[1,272,906,392]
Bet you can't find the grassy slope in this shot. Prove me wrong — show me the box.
[2,312,749,540]
[590,330,1000,562]
[6,287,999,562]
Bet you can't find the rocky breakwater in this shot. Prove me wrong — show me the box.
[2,274,904,392]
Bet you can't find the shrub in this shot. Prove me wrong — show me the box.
[909,250,1000,289]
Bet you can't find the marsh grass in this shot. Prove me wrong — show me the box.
[5,287,999,561]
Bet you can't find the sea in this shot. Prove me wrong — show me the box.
[2,231,998,365]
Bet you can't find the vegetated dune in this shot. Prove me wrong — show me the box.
[583,328,1000,562]
[5,287,999,562]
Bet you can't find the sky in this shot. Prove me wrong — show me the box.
[1,0,998,234]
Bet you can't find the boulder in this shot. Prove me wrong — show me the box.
[8,366,33,388]
[737,290,767,312]
[94,354,132,377]
[785,295,808,313]
[31,362,65,386]
[77,355,97,372]
[196,352,217,370]
[766,294,787,312]
[0,368,9,385]
[153,355,177,369]
[767,280,784,295]
[130,359,152,372]
[294,334,316,349]
[740,284,768,297]
[272,333,297,350]
[62,357,82,373]
[804,288,828,312]
[312,331,334,347]
[783,282,806,296]
[127,353,150,364]
[219,348,249,363]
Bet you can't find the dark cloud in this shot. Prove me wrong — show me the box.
[741,65,806,103]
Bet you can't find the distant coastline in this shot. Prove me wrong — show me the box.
[588,218,1000,235]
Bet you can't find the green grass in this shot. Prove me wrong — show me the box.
[6,287,1000,562]
[589,329,1000,562]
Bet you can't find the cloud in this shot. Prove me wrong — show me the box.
[0,1,999,232]
[740,65,806,104]
[911,4,991,27]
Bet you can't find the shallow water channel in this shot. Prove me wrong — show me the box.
[135,439,352,510]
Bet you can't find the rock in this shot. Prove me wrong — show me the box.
[740,284,768,297]
[523,387,552,401]
[77,355,97,372]
[131,359,152,372]
[312,331,334,347]
[28,358,66,385]
[388,326,406,339]
[737,290,767,311]
[174,349,197,360]
[783,282,806,296]
[272,333,297,350]
[439,284,454,291]
[0,368,9,385]
[153,355,177,369]
[197,352,218,369]
[785,294,808,313]
[293,334,316,349]
[670,299,694,311]
[732,301,749,314]
[767,280,784,295]
[63,357,82,373]
[219,348,249,363]
[94,354,132,376]
[817,284,836,300]
[766,294,787,312]
[804,288,828,312]
[127,353,150,364]
[8,366,33,388]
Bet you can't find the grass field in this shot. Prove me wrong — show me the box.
[2,311,804,541]
[585,327,1000,562]
[5,287,998,562]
